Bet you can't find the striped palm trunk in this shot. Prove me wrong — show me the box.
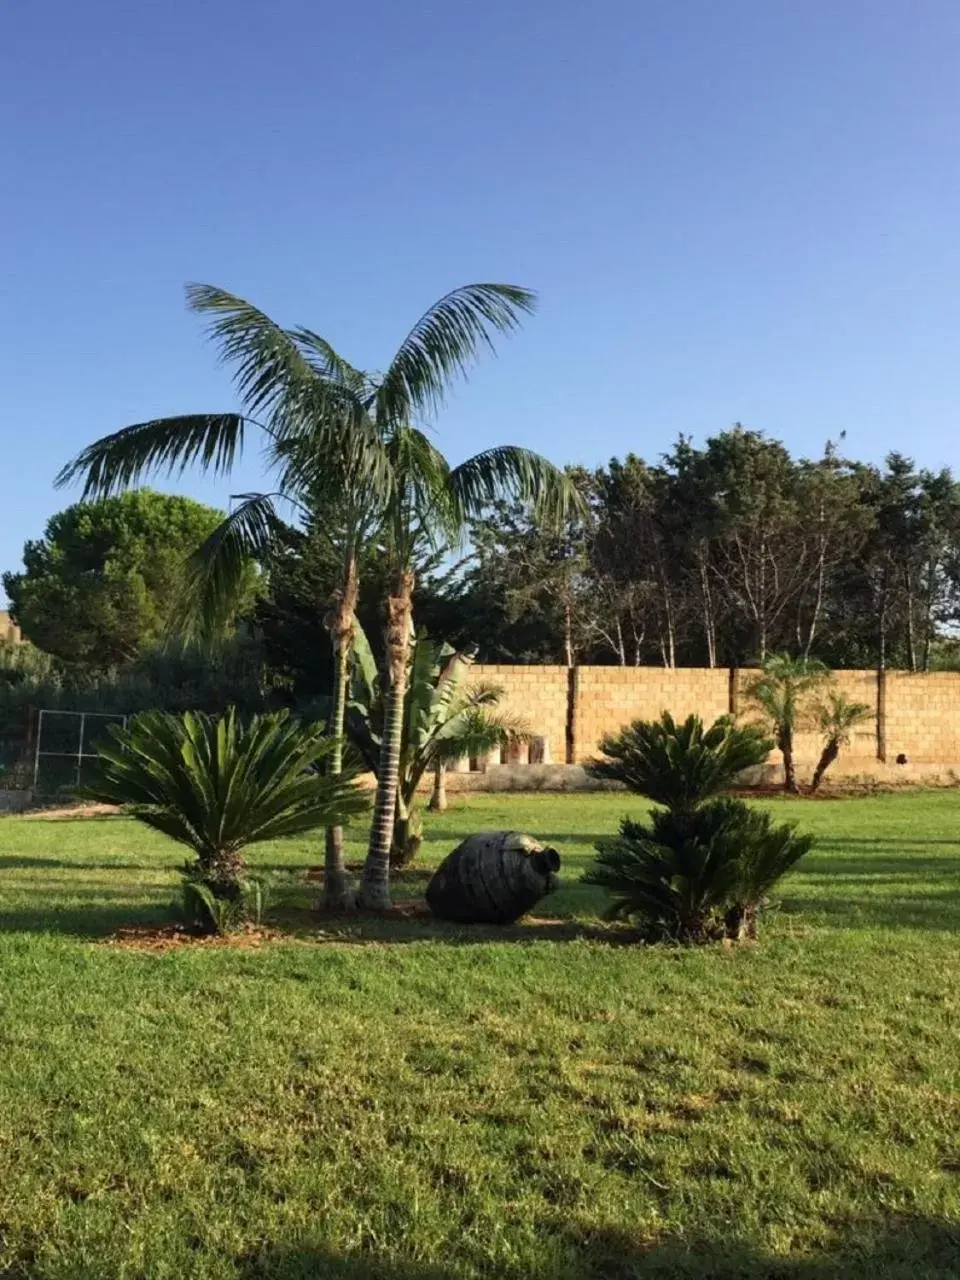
[323,554,359,910]
[360,569,414,909]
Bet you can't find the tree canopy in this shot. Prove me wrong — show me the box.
[433,430,960,672]
[2,490,255,670]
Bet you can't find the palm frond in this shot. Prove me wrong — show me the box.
[377,283,536,423]
[56,414,245,498]
[287,327,370,395]
[449,447,583,528]
[84,709,368,869]
[173,493,283,645]
[186,285,383,484]
[589,712,773,808]
[387,426,461,554]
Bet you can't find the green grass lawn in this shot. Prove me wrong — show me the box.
[0,793,958,1279]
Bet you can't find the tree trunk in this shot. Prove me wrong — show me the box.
[698,546,717,668]
[779,725,798,794]
[563,596,574,668]
[360,569,414,909]
[322,553,358,910]
[429,762,448,811]
[905,566,917,672]
[810,737,839,793]
[390,803,423,868]
[922,561,937,671]
[204,845,246,895]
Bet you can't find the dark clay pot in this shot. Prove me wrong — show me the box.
[426,831,561,925]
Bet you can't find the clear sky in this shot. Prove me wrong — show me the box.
[3,0,960,594]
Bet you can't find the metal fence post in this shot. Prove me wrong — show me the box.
[33,710,44,788]
[75,713,86,791]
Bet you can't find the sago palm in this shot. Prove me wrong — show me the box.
[584,795,811,942]
[589,712,772,812]
[84,708,368,892]
[57,280,567,908]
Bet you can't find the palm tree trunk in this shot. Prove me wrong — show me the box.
[360,569,414,909]
[429,762,448,811]
[322,553,359,910]
[810,738,839,793]
[780,725,798,794]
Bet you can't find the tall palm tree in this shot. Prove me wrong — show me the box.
[355,424,575,908]
[58,285,384,908]
[58,281,575,908]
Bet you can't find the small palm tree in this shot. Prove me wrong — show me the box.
[810,692,872,793]
[746,654,830,794]
[84,708,368,897]
[589,712,772,811]
[346,626,526,866]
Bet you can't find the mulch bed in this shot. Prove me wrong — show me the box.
[103,923,284,952]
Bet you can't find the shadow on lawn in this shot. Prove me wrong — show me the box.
[784,890,960,932]
[0,857,161,871]
[0,903,176,938]
[237,1217,960,1280]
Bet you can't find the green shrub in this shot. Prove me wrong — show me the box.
[583,713,811,943]
[586,798,811,942]
[84,707,368,930]
[588,712,772,810]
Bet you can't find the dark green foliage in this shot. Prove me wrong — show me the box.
[589,712,772,809]
[3,490,256,670]
[586,798,812,942]
[810,691,873,793]
[584,712,810,942]
[83,707,368,917]
[181,873,269,934]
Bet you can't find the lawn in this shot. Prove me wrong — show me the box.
[0,792,958,1279]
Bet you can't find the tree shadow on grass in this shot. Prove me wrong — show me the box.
[236,1217,960,1280]
[0,856,162,871]
[0,902,177,938]
[783,889,960,932]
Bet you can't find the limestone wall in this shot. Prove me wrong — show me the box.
[463,663,960,780]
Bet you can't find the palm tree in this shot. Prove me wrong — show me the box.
[346,626,527,866]
[58,285,383,908]
[58,281,574,909]
[356,426,574,907]
[746,654,830,794]
[810,692,872,793]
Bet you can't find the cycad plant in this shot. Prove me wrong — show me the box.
[746,654,829,793]
[58,281,576,910]
[84,708,368,928]
[584,712,810,942]
[346,626,526,867]
[810,691,872,793]
[588,712,773,811]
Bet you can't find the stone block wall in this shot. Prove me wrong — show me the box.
[885,672,960,764]
[573,667,730,763]
[464,663,960,780]
[470,664,571,763]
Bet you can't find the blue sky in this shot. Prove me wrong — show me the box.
[3,0,960,593]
